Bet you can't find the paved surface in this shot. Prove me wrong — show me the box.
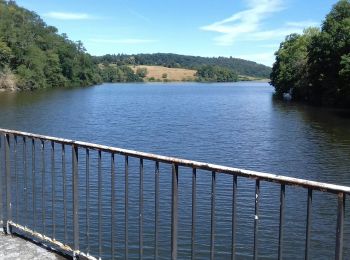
[0,231,66,260]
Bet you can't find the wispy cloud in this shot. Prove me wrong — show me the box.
[201,0,285,45]
[201,1,318,46]
[286,20,319,28]
[128,9,151,23]
[89,38,157,44]
[44,12,93,20]
[237,52,276,66]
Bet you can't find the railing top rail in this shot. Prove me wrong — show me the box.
[1,127,350,195]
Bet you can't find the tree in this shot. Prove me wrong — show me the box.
[136,67,148,78]
[307,0,350,106]
[270,0,350,108]
[196,65,238,82]
[0,41,12,70]
[270,28,319,100]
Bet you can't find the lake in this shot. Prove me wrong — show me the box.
[0,82,350,259]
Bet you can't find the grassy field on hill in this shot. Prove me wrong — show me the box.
[131,65,268,82]
[131,65,196,81]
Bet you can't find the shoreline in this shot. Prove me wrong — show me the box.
[0,79,270,92]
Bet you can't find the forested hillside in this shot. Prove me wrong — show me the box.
[0,0,144,90]
[271,0,350,108]
[0,0,104,90]
[95,53,271,78]
[0,0,270,90]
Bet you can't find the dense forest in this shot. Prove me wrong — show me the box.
[0,0,145,90]
[0,0,270,90]
[196,65,238,82]
[271,0,350,108]
[95,53,271,78]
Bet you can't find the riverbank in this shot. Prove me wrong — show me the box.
[130,65,268,83]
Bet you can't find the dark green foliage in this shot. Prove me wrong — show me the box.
[270,28,319,100]
[136,67,148,78]
[196,65,238,82]
[0,0,104,89]
[94,53,271,78]
[271,0,350,108]
[0,1,144,90]
[100,65,143,82]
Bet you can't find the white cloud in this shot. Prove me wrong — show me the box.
[285,20,319,28]
[237,52,276,67]
[200,0,285,45]
[89,38,156,44]
[45,12,92,20]
[201,1,318,46]
[128,9,151,23]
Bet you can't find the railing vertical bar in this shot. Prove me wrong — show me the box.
[4,134,11,234]
[51,141,55,239]
[253,179,260,260]
[111,153,116,260]
[86,148,90,255]
[23,137,27,228]
[305,188,312,260]
[335,192,345,260]
[62,143,67,245]
[41,140,46,235]
[32,138,36,231]
[278,184,285,260]
[72,145,79,258]
[125,155,129,259]
[210,171,216,260]
[191,168,197,260]
[171,164,178,260]
[14,135,18,223]
[154,161,160,259]
[139,158,144,259]
[231,175,237,260]
[0,136,2,228]
[98,150,102,258]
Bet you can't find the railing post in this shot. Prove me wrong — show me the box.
[335,192,345,260]
[305,188,312,260]
[154,161,160,259]
[139,158,144,259]
[171,164,178,260]
[191,168,197,260]
[278,184,285,260]
[231,175,237,260]
[0,135,3,231]
[4,134,11,234]
[72,145,79,259]
[210,171,216,260]
[253,179,260,260]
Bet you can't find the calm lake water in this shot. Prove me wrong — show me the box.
[0,82,350,259]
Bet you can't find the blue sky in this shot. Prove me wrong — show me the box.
[16,0,338,66]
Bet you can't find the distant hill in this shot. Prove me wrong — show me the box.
[94,53,272,79]
[131,65,197,82]
[0,1,271,91]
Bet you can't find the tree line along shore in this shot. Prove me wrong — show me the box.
[270,0,350,108]
[0,0,270,91]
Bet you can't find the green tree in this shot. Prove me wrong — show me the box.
[307,0,350,106]
[271,0,350,108]
[270,28,319,100]
[0,41,12,70]
[196,65,238,82]
[136,67,148,78]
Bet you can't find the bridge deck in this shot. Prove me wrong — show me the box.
[0,231,65,260]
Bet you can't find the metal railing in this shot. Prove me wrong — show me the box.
[0,128,348,259]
